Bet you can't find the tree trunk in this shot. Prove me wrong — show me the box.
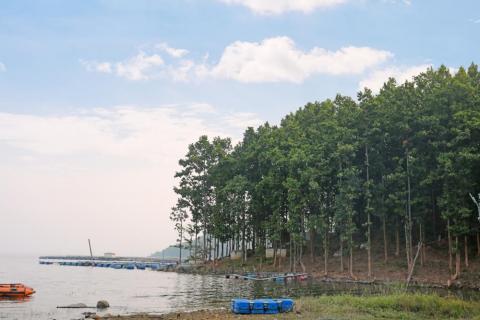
[406,147,413,269]
[431,189,437,241]
[447,220,452,273]
[273,240,277,267]
[395,222,400,257]
[422,223,426,263]
[454,236,461,279]
[293,240,297,273]
[464,235,469,268]
[194,227,198,263]
[179,219,183,263]
[208,234,212,261]
[203,230,207,261]
[477,232,480,257]
[278,239,283,269]
[324,230,328,276]
[365,144,372,278]
[405,223,411,272]
[242,231,246,263]
[349,234,355,279]
[383,213,388,263]
[340,235,344,272]
[310,229,315,264]
[419,223,424,267]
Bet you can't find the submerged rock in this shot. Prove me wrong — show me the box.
[96,300,110,309]
[58,303,88,308]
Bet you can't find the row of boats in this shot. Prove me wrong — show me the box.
[39,260,176,271]
[226,272,309,282]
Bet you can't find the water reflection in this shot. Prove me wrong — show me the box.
[1,256,479,319]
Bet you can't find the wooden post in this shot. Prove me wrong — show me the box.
[464,235,469,268]
[406,242,422,289]
[88,239,93,264]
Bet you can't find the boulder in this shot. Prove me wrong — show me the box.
[96,300,110,309]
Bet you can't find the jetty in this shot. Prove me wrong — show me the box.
[226,272,309,281]
[38,256,177,271]
[39,255,176,264]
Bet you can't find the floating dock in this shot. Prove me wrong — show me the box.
[38,256,177,271]
[226,272,309,281]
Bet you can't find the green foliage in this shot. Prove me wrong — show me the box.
[172,65,480,269]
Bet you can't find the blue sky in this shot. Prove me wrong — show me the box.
[0,0,479,256]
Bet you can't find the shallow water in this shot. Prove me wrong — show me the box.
[1,255,478,319]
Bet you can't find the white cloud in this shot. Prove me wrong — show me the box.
[155,42,189,58]
[219,0,346,14]
[116,52,164,81]
[182,103,217,115]
[81,60,112,73]
[358,64,431,92]
[204,37,392,83]
[83,37,393,84]
[0,105,261,256]
[82,51,195,82]
[82,52,164,81]
[224,112,263,128]
[168,59,195,82]
[0,62,6,72]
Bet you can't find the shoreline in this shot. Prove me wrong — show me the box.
[96,294,480,320]
[173,267,480,291]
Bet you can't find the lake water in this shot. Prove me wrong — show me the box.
[1,255,478,319]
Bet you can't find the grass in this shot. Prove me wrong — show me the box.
[292,294,480,319]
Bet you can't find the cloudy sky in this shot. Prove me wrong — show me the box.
[0,0,479,256]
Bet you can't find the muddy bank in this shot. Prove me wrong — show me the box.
[98,309,274,320]
[96,294,480,320]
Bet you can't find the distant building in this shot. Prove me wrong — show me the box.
[104,252,115,257]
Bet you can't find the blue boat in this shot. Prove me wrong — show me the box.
[148,263,160,270]
[111,263,123,269]
[135,263,146,270]
[122,263,135,270]
[231,298,294,315]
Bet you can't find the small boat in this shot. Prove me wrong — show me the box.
[135,263,146,270]
[0,284,35,297]
[123,263,135,270]
[231,298,294,314]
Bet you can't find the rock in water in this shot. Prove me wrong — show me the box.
[59,303,88,308]
[96,300,110,309]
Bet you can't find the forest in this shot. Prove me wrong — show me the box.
[171,65,480,280]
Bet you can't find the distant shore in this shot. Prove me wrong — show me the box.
[97,294,480,320]
[174,252,480,290]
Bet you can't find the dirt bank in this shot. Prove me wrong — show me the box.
[97,294,480,320]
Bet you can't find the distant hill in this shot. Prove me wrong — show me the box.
[150,245,190,260]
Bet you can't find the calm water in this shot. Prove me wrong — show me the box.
[1,255,478,319]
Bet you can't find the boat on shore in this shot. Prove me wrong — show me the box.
[0,284,35,297]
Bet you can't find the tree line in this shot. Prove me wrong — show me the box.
[171,65,480,279]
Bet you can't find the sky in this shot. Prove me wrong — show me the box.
[0,0,479,257]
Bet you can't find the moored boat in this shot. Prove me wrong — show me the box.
[0,284,35,297]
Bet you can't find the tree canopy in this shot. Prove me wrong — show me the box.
[171,65,480,278]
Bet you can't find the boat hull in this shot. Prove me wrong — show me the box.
[0,284,35,297]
